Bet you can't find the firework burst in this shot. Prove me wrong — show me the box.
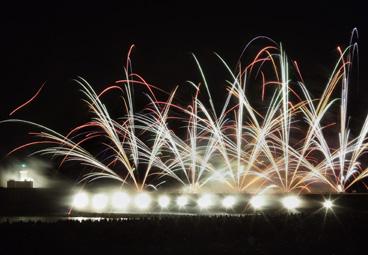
[2,31,368,194]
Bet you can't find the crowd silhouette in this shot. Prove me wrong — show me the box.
[0,212,366,254]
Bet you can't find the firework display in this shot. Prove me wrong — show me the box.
[3,34,368,195]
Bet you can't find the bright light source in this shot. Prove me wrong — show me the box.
[176,195,189,208]
[134,193,151,210]
[282,195,301,210]
[222,195,236,209]
[92,193,108,211]
[337,184,343,193]
[323,199,334,209]
[158,195,170,208]
[111,192,130,209]
[197,194,214,209]
[72,192,89,209]
[250,195,266,209]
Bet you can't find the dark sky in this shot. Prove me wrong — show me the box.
[0,1,367,159]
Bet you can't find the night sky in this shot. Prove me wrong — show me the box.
[1,1,367,162]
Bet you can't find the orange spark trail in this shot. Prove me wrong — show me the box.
[9,82,46,116]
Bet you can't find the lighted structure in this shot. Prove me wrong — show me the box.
[6,164,33,188]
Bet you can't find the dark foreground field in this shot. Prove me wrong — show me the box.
[0,213,366,255]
